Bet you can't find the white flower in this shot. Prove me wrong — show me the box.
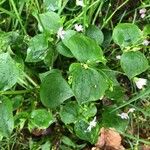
[118,113,129,119]
[86,117,97,132]
[116,55,121,60]
[142,40,150,46]
[134,78,147,89]
[128,108,135,113]
[141,13,146,18]
[57,27,66,40]
[74,24,83,32]
[76,0,84,7]
[139,8,146,14]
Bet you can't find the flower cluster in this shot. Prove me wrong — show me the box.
[139,8,147,18]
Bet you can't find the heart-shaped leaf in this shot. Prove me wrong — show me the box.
[40,70,73,108]
[120,51,149,78]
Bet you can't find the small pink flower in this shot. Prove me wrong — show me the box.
[141,13,146,18]
[142,40,150,46]
[76,0,84,7]
[118,113,129,119]
[57,27,66,40]
[86,117,97,132]
[139,8,146,14]
[134,78,147,89]
[116,55,121,60]
[74,24,83,32]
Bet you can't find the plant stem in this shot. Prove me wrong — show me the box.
[9,0,27,34]
[101,0,129,29]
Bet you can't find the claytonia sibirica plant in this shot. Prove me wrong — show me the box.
[86,117,97,132]
[57,27,66,40]
[0,0,150,149]
[134,78,147,89]
[74,24,83,32]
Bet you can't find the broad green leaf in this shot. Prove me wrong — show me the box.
[64,34,105,63]
[12,95,23,110]
[28,109,54,131]
[86,25,104,45]
[101,106,128,132]
[26,34,48,62]
[43,0,59,11]
[120,51,149,78]
[62,30,76,46]
[56,42,74,58]
[0,53,20,91]
[143,24,150,36]
[74,120,99,144]
[0,31,19,53]
[0,96,14,137]
[38,11,61,33]
[60,101,79,124]
[102,29,112,48]
[40,71,73,108]
[60,101,97,124]
[44,47,57,67]
[113,23,142,48]
[41,141,51,150]
[61,136,76,148]
[69,63,108,104]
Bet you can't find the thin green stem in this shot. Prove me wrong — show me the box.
[0,89,32,95]
[23,73,39,87]
[119,132,150,145]
[92,1,103,25]
[101,0,129,29]
[9,0,27,34]
[111,87,150,112]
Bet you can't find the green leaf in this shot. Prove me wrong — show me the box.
[74,120,99,144]
[101,106,128,132]
[120,51,149,78]
[69,63,108,104]
[12,95,23,110]
[26,34,48,62]
[60,101,97,124]
[40,70,73,108]
[143,24,150,36]
[43,0,59,11]
[64,34,105,63]
[0,96,14,137]
[0,31,19,53]
[28,109,54,131]
[113,23,142,48]
[60,101,79,124]
[56,42,74,58]
[101,29,112,48]
[61,136,76,148]
[38,11,61,33]
[0,53,20,91]
[86,25,104,45]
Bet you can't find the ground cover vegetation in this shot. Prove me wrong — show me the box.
[0,0,150,149]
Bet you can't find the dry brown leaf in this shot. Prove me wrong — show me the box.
[95,127,125,150]
[142,145,150,150]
